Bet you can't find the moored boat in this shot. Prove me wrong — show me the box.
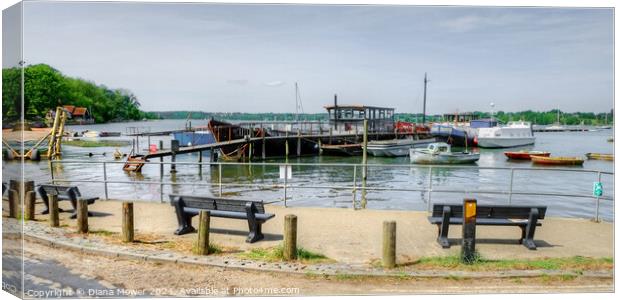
[585,153,613,161]
[409,142,480,164]
[477,121,535,148]
[99,131,122,137]
[82,130,100,138]
[504,150,551,160]
[531,156,584,165]
[320,143,362,156]
[367,137,436,157]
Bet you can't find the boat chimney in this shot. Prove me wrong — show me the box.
[334,94,338,130]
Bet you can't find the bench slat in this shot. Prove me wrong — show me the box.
[428,216,541,226]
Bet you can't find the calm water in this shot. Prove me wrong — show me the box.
[4,120,614,221]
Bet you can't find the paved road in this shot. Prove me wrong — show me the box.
[2,249,135,298]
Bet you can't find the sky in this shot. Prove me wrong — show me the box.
[13,2,615,114]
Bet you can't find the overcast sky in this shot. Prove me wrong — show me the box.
[17,2,614,113]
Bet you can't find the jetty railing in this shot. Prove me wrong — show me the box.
[48,160,614,221]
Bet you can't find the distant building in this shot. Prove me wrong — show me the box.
[63,105,94,124]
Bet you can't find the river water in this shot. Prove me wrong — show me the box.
[4,120,614,221]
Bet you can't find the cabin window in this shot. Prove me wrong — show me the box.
[439,146,448,152]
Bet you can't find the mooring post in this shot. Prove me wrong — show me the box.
[362,119,368,180]
[595,171,602,222]
[159,141,165,202]
[296,130,301,157]
[285,131,289,158]
[25,191,35,221]
[103,162,109,200]
[461,198,477,263]
[318,139,323,155]
[248,143,253,161]
[261,125,266,159]
[49,194,59,227]
[196,210,211,255]
[283,214,298,260]
[77,199,89,233]
[218,163,223,196]
[382,220,396,268]
[170,140,179,174]
[122,202,134,243]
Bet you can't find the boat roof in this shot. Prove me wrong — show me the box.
[324,104,394,111]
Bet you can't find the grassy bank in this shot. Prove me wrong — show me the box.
[238,246,332,264]
[63,139,130,147]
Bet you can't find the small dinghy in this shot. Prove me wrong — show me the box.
[585,153,613,161]
[410,142,479,164]
[504,150,551,160]
[531,156,584,165]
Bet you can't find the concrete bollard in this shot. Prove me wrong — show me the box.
[283,214,298,260]
[382,220,397,268]
[25,191,36,220]
[49,194,59,227]
[76,199,88,233]
[122,202,134,243]
[196,210,211,255]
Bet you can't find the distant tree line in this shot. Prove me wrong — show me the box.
[154,110,613,126]
[2,64,156,123]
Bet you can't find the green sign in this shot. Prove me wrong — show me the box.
[593,182,603,197]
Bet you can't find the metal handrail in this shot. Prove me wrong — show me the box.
[49,159,614,221]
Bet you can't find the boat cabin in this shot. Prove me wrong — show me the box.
[427,142,451,154]
[324,104,395,133]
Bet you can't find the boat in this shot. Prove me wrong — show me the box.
[476,121,535,148]
[113,148,124,160]
[172,127,216,147]
[82,130,100,138]
[99,131,121,137]
[531,156,584,165]
[585,153,613,161]
[366,137,436,157]
[409,142,480,164]
[320,143,362,156]
[504,150,551,160]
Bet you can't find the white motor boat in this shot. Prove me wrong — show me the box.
[409,142,480,164]
[367,138,436,157]
[476,121,535,148]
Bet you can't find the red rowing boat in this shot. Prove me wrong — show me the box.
[504,151,551,160]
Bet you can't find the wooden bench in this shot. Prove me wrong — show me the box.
[428,203,547,250]
[170,194,275,243]
[37,184,99,218]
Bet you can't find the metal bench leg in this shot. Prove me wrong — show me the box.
[522,208,539,250]
[245,202,264,243]
[173,200,195,235]
[437,206,451,248]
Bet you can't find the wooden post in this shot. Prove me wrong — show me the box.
[283,214,298,260]
[159,140,164,176]
[261,124,266,159]
[8,189,18,218]
[122,202,134,242]
[76,199,88,233]
[248,143,253,161]
[382,220,396,268]
[296,130,301,156]
[196,210,211,255]
[25,191,35,221]
[170,140,179,173]
[461,198,477,264]
[362,119,368,180]
[49,194,59,227]
[285,131,289,158]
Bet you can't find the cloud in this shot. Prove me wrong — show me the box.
[439,15,481,32]
[226,79,248,85]
[264,80,285,87]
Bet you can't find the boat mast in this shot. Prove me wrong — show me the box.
[295,82,299,122]
[422,73,428,125]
